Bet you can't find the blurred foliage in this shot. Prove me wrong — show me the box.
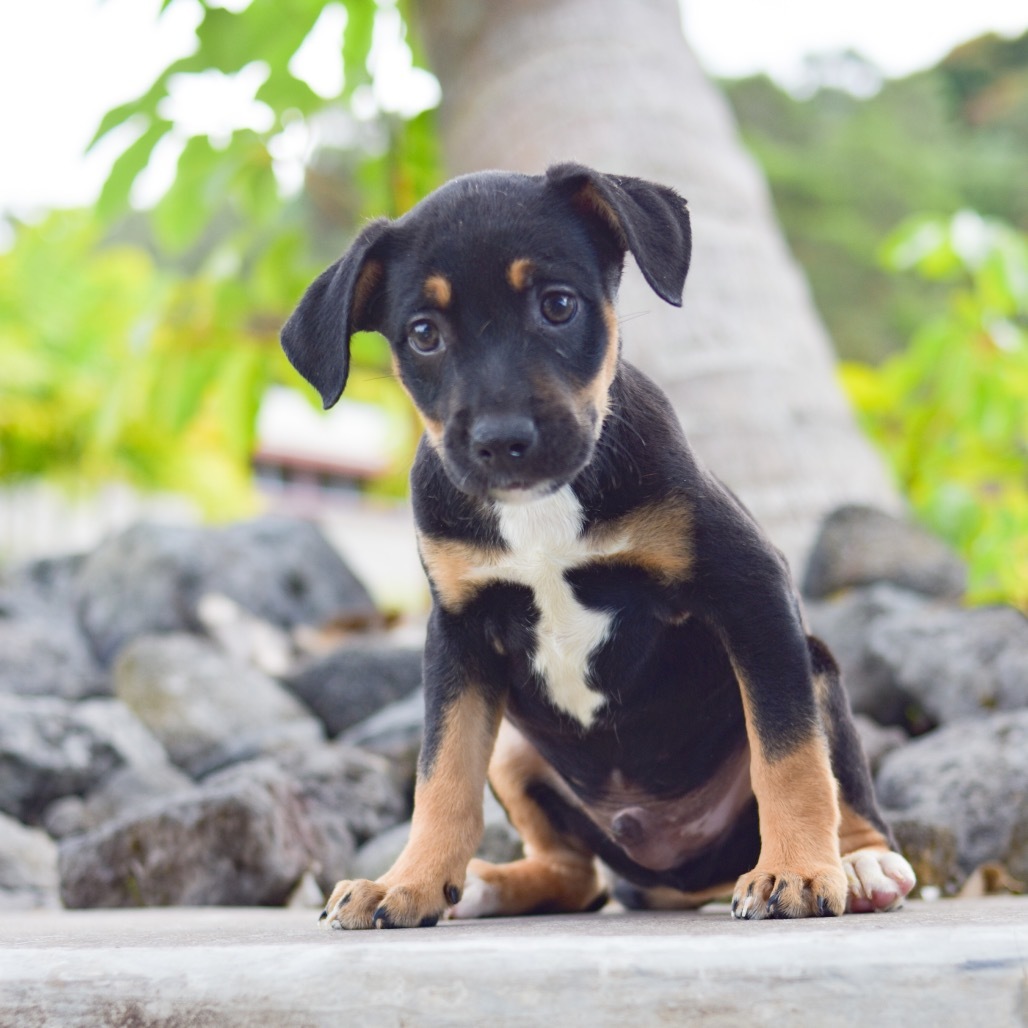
[0,0,441,516]
[841,212,1028,609]
[723,30,1028,363]
[0,212,273,514]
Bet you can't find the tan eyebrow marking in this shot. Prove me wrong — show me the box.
[423,274,452,308]
[507,258,535,292]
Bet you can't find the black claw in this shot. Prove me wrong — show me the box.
[419,914,440,928]
[444,883,461,906]
[731,897,739,915]
[318,909,328,922]
[373,905,395,929]
[339,892,352,907]
[816,895,837,917]
[583,889,610,914]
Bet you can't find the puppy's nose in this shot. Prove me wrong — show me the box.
[469,414,538,467]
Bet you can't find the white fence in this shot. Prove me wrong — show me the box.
[0,482,197,565]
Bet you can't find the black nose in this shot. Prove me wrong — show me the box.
[469,413,538,468]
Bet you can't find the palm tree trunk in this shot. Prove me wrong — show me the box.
[413,0,900,570]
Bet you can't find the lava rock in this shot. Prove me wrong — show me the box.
[0,580,107,701]
[0,696,135,824]
[58,762,314,908]
[113,634,323,778]
[284,639,423,737]
[876,710,1028,888]
[867,603,1028,725]
[803,505,966,600]
[75,518,378,665]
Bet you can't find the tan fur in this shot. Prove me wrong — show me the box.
[462,719,604,916]
[589,497,694,585]
[575,300,621,434]
[352,259,383,329]
[731,669,847,916]
[423,273,452,308]
[417,535,497,612]
[838,799,891,855]
[572,183,629,250]
[323,690,500,928]
[631,882,735,911]
[506,258,535,292]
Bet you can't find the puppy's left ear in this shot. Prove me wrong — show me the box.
[280,218,390,409]
[546,163,691,306]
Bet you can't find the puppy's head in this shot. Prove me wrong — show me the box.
[281,163,691,502]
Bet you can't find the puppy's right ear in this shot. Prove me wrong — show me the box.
[280,218,390,409]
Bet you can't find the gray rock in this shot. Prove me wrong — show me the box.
[851,714,907,775]
[806,584,928,726]
[75,518,378,665]
[876,710,1028,886]
[867,604,1028,725]
[270,742,409,893]
[113,634,323,778]
[0,583,107,701]
[803,505,966,600]
[0,695,126,824]
[341,687,425,789]
[58,763,314,908]
[0,811,59,910]
[43,762,196,840]
[284,639,423,737]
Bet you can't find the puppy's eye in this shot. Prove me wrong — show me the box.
[540,290,578,325]
[408,318,443,354]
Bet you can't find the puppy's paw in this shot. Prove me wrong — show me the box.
[731,862,848,920]
[842,847,916,913]
[320,876,460,930]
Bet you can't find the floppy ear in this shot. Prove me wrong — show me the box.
[280,218,390,409]
[545,163,691,306]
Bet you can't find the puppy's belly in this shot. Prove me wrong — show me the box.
[583,745,753,872]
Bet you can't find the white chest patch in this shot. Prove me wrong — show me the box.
[467,487,631,728]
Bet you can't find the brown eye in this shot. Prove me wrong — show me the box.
[540,290,578,325]
[408,318,443,354]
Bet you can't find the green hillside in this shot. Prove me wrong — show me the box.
[722,30,1028,362]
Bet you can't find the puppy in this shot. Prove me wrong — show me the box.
[281,163,916,928]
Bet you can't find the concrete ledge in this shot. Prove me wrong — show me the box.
[3,898,1026,1026]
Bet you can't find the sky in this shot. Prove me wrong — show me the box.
[0,0,1025,224]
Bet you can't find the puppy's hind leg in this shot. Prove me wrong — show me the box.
[450,719,608,918]
[809,637,916,912]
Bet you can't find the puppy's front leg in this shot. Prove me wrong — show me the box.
[711,550,847,919]
[322,621,502,929]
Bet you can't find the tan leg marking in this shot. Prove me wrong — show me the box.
[451,719,605,918]
[323,690,501,929]
[731,673,847,918]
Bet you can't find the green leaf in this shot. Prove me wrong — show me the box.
[95,118,174,222]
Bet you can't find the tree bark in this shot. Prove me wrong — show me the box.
[413,0,900,571]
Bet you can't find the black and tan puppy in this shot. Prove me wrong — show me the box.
[281,163,916,928]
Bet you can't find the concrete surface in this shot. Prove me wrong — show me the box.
[2,898,1026,1027]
